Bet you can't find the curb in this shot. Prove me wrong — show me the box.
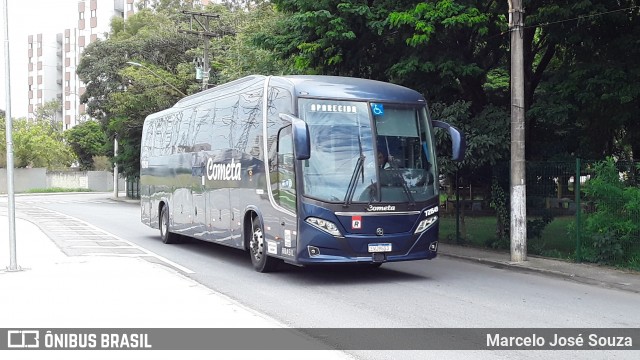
[109,197,140,204]
[438,251,640,294]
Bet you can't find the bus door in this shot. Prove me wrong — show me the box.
[273,125,298,258]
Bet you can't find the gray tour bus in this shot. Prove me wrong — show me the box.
[140,75,464,272]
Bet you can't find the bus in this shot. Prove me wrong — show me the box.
[140,75,465,272]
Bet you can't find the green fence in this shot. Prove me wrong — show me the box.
[439,159,640,269]
[126,177,140,199]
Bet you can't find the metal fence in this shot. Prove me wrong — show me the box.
[439,159,640,268]
[126,176,140,199]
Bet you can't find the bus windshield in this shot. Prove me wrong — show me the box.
[299,99,437,204]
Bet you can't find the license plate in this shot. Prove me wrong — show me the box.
[368,243,392,252]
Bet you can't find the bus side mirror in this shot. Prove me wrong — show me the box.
[279,113,311,160]
[432,120,466,161]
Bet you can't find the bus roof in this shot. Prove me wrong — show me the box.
[279,75,426,104]
[172,75,426,110]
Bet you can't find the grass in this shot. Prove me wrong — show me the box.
[439,215,576,257]
[23,187,93,193]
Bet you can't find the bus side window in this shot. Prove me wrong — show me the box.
[276,125,295,212]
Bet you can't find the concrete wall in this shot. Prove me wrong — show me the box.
[0,168,48,193]
[0,168,125,193]
[47,171,90,189]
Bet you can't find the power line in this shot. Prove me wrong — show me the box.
[524,5,640,30]
[484,5,640,41]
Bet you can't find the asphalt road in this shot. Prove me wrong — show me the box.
[8,193,640,360]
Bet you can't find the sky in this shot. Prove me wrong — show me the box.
[1,0,79,118]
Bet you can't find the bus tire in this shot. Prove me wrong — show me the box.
[160,205,181,244]
[249,216,278,273]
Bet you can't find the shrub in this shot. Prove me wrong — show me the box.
[581,158,640,264]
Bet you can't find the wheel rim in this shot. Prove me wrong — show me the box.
[250,227,264,262]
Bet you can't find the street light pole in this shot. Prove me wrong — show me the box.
[125,61,187,97]
[113,137,118,198]
[3,0,19,271]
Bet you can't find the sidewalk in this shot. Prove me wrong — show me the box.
[0,215,354,359]
[438,243,640,294]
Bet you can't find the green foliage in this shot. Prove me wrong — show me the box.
[25,187,93,193]
[72,0,640,205]
[431,101,509,178]
[581,158,640,264]
[489,176,508,242]
[64,121,108,170]
[487,176,555,253]
[92,156,113,171]
[388,0,489,46]
[263,0,640,166]
[78,4,292,179]
[77,8,200,178]
[0,119,74,170]
[526,211,555,255]
[524,1,640,160]
[528,212,555,240]
[212,3,297,82]
[262,0,415,78]
[34,99,63,132]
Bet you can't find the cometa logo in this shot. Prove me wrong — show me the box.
[206,158,242,181]
[367,205,396,212]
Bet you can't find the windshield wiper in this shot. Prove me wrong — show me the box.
[364,179,377,210]
[344,124,366,207]
[343,154,365,207]
[392,171,415,206]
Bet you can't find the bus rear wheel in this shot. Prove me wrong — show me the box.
[160,205,181,244]
[249,217,278,273]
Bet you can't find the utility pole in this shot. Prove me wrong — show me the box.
[509,0,527,262]
[113,137,118,198]
[178,10,222,91]
[3,0,19,271]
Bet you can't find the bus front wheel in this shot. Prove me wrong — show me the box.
[249,217,278,273]
[160,205,181,244]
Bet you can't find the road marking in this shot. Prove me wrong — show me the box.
[64,239,129,243]
[27,206,196,274]
[67,245,138,249]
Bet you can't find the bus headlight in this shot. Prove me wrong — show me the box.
[306,217,342,237]
[415,215,438,233]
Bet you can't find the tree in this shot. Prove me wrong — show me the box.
[210,3,297,83]
[34,99,63,132]
[64,121,108,170]
[525,1,640,160]
[0,119,74,169]
[78,4,292,178]
[77,8,200,178]
[259,0,421,79]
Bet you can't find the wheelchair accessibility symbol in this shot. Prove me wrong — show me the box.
[371,103,384,116]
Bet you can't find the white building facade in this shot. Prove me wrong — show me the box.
[27,0,142,128]
[26,0,213,128]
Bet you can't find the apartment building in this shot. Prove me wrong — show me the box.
[27,0,213,129]
[26,0,136,128]
[26,33,60,122]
